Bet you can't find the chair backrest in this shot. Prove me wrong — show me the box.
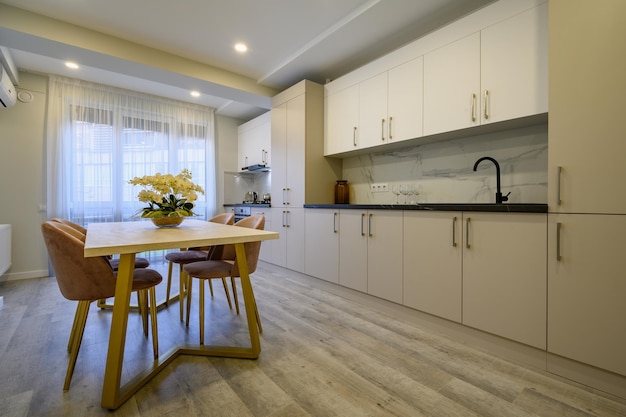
[51,218,87,235]
[228,215,265,276]
[41,221,117,301]
[210,212,235,225]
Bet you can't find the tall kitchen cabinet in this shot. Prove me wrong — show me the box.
[267,80,341,272]
[339,210,403,303]
[423,2,547,136]
[304,209,339,283]
[546,0,626,394]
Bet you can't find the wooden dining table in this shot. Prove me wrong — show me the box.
[84,219,278,410]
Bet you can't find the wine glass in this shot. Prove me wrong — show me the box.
[391,185,401,204]
[409,184,419,204]
[399,184,408,204]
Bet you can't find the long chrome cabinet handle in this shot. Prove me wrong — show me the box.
[483,90,489,120]
[381,118,385,141]
[333,212,338,233]
[353,126,358,147]
[556,166,562,206]
[452,216,457,247]
[360,213,365,236]
[388,116,393,140]
[368,213,373,237]
[556,222,562,261]
[471,94,477,122]
[282,210,286,227]
[285,210,290,227]
[465,217,471,249]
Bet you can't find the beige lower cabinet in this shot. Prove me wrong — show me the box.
[304,209,339,283]
[547,213,626,377]
[462,212,547,349]
[403,211,463,323]
[268,207,305,273]
[338,210,403,302]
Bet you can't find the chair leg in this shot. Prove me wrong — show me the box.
[149,286,159,360]
[199,278,205,345]
[230,277,240,315]
[165,260,174,306]
[179,264,187,321]
[64,300,90,391]
[138,290,149,338]
[208,279,215,297]
[221,278,233,310]
[67,302,82,353]
[185,270,193,328]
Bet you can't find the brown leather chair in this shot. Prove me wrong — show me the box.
[164,212,235,320]
[41,221,162,391]
[183,215,265,345]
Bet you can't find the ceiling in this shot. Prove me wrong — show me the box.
[0,0,494,121]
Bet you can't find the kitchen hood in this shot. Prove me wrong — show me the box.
[241,164,270,172]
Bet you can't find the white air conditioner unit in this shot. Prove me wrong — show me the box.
[0,66,17,108]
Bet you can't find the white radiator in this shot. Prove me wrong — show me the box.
[0,224,11,276]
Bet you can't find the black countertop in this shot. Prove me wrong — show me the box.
[304,203,548,213]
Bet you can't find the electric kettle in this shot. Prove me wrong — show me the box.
[244,191,257,203]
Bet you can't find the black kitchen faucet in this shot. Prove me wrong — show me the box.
[473,156,510,204]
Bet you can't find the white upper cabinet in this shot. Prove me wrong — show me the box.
[325,84,359,155]
[238,112,271,169]
[387,57,424,143]
[423,33,481,136]
[424,3,548,136]
[325,58,423,155]
[480,2,548,125]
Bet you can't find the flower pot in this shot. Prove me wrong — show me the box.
[151,217,185,228]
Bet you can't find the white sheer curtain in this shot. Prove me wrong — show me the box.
[46,76,216,229]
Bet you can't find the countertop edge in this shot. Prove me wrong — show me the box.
[303,204,548,213]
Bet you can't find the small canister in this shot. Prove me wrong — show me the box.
[335,180,349,204]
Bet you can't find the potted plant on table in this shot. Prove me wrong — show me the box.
[129,169,204,227]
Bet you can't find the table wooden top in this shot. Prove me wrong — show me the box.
[84,219,279,257]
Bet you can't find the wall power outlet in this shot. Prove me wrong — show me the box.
[370,183,388,193]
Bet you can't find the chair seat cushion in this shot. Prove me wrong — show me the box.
[126,268,163,291]
[109,257,150,270]
[165,250,208,263]
[183,260,233,279]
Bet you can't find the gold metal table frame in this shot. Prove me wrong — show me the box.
[84,220,278,410]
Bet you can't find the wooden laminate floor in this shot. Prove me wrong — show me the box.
[1,260,625,417]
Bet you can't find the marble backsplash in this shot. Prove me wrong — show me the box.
[341,123,548,205]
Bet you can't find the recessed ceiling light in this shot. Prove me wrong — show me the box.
[190,91,200,98]
[234,43,248,53]
[65,61,79,69]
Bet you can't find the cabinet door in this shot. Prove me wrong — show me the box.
[548,214,626,377]
[424,32,480,136]
[268,208,286,267]
[305,209,339,283]
[367,210,403,304]
[462,212,547,349]
[285,94,306,207]
[403,211,462,322]
[358,72,388,148]
[270,102,287,206]
[285,207,305,273]
[325,84,359,155]
[481,3,548,125]
[548,1,626,214]
[338,210,368,292]
[388,57,423,143]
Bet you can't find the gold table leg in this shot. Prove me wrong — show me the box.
[100,243,260,410]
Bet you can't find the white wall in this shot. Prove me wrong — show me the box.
[0,72,240,281]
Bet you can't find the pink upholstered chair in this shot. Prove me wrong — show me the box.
[183,215,265,345]
[41,221,162,391]
[164,212,235,320]
[51,218,150,270]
